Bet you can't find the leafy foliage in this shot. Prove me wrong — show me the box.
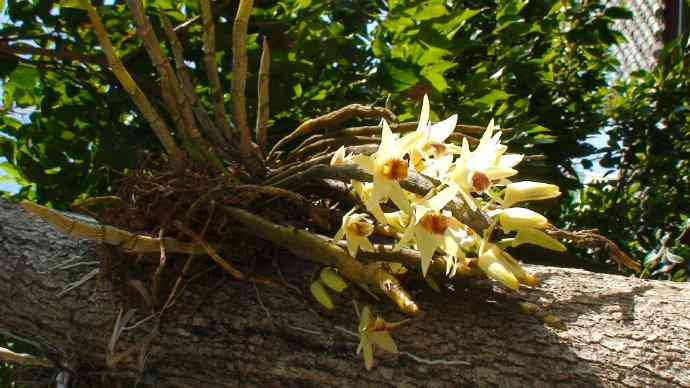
[563,40,690,279]
[1,0,627,207]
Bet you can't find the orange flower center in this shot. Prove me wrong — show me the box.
[419,212,448,235]
[471,171,491,192]
[379,158,409,181]
[423,142,447,157]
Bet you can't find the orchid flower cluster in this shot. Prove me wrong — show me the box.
[326,95,566,369]
[332,95,564,285]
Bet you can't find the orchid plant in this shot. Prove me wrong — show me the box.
[317,95,567,370]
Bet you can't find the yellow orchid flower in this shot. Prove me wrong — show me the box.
[395,186,476,276]
[334,211,376,257]
[448,120,523,210]
[357,306,404,370]
[409,95,462,171]
[353,120,423,223]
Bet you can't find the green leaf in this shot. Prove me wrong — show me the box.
[422,71,448,92]
[474,90,510,106]
[382,60,418,92]
[442,8,482,39]
[61,0,91,10]
[411,3,447,21]
[10,64,39,89]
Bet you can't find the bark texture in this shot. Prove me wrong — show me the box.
[0,198,688,387]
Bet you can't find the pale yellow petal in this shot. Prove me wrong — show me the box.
[513,228,566,251]
[368,331,398,354]
[396,130,425,156]
[427,185,458,211]
[330,146,347,166]
[358,236,376,252]
[480,119,495,145]
[365,197,387,225]
[499,207,548,231]
[416,94,430,133]
[379,120,396,158]
[363,340,374,370]
[353,154,375,173]
[429,114,458,143]
[359,306,372,331]
[334,225,346,241]
[388,183,411,213]
[499,153,524,169]
[416,228,438,276]
[346,234,360,257]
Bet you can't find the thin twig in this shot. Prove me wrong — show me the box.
[256,37,271,151]
[546,227,641,272]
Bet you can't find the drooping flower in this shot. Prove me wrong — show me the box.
[477,244,537,289]
[357,306,403,370]
[353,120,423,223]
[395,186,477,276]
[334,211,376,257]
[502,181,561,207]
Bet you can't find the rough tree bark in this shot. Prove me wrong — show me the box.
[0,198,688,387]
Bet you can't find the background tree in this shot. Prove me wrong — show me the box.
[0,0,688,386]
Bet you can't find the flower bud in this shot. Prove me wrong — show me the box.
[512,228,566,252]
[478,245,519,290]
[503,181,561,207]
[310,280,334,310]
[499,207,549,231]
[320,267,348,293]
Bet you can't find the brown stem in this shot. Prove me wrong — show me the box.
[200,0,235,142]
[128,0,225,173]
[160,12,229,151]
[231,0,266,177]
[268,104,398,159]
[85,5,185,168]
[221,206,417,314]
[546,227,641,272]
